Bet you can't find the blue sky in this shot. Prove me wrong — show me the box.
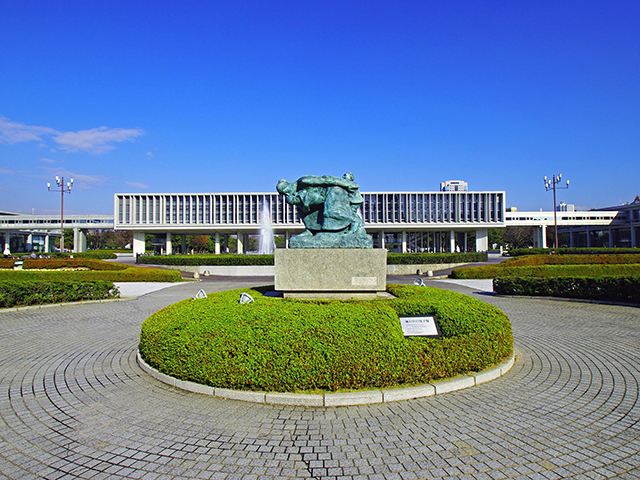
[1,1,638,215]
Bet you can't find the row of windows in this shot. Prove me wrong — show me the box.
[116,192,505,226]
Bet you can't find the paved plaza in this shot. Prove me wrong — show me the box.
[0,279,639,479]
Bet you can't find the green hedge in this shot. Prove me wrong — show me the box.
[504,254,640,266]
[508,247,640,256]
[494,276,640,304]
[137,252,487,267]
[451,264,640,279]
[386,252,487,264]
[49,251,119,259]
[0,266,182,282]
[139,284,512,392]
[0,280,119,308]
[138,254,275,266]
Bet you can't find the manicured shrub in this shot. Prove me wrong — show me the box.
[0,280,119,308]
[504,254,640,266]
[450,264,640,279]
[21,258,128,271]
[137,252,488,267]
[0,266,182,282]
[137,254,275,266]
[139,285,512,392]
[49,251,119,259]
[494,275,640,304]
[508,247,640,256]
[386,252,487,264]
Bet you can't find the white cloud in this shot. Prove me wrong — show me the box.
[125,181,149,189]
[54,126,144,154]
[146,151,153,158]
[0,115,144,154]
[39,157,55,163]
[0,116,56,144]
[39,166,108,189]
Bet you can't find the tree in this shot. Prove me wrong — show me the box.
[504,226,533,249]
[190,235,209,253]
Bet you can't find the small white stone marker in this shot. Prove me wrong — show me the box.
[239,292,254,304]
[193,289,207,300]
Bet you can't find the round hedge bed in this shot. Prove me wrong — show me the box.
[139,284,513,393]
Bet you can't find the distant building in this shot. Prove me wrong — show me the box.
[557,202,575,212]
[440,180,468,192]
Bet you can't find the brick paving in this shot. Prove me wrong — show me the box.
[0,279,639,479]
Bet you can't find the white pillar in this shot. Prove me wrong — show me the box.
[73,228,87,253]
[463,232,468,252]
[285,231,290,248]
[380,230,385,249]
[3,232,10,254]
[450,229,456,253]
[27,233,33,252]
[401,231,407,253]
[165,232,172,255]
[214,232,220,255]
[475,229,488,252]
[541,225,547,248]
[133,232,146,257]
[237,232,244,254]
[44,234,50,253]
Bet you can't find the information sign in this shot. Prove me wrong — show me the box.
[399,315,441,337]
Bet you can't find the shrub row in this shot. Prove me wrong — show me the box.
[137,252,487,267]
[139,284,513,392]
[508,247,640,256]
[450,264,640,279]
[494,275,640,304]
[48,251,119,259]
[386,252,487,264]
[503,254,640,266]
[0,266,182,282]
[138,254,275,266]
[0,280,119,308]
[10,258,126,271]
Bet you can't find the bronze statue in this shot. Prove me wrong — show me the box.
[276,173,373,248]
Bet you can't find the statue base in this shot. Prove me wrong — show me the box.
[289,231,373,249]
[275,248,387,299]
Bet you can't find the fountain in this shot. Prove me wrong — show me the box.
[258,202,275,255]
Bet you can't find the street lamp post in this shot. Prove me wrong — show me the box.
[47,176,73,252]
[543,173,570,249]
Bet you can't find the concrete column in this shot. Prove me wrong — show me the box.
[608,228,614,248]
[401,231,407,253]
[475,228,488,252]
[3,232,10,255]
[133,232,146,257]
[540,225,547,249]
[181,235,187,254]
[27,233,33,252]
[165,232,172,255]
[214,232,220,255]
[73,228,87,253]
[631,226,637,248]
[380,230,385,249]
[285,231,290,248]
[237,232,244,254]
[44,234,50,253]
[463,232,468,252]
[450,229,455,253]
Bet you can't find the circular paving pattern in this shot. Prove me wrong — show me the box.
[0,280,639,479]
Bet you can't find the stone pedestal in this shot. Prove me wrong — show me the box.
[275,248,387,299]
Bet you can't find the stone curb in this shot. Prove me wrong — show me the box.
[137,350,515,407]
